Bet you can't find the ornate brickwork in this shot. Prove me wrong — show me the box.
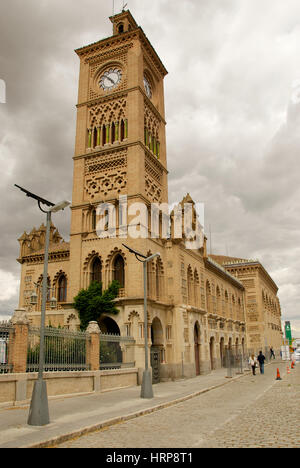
[145,152,163,184]
[88,43,133,100]
[145,173,162,203]
[88,97,127,128]
[84,148,127,199]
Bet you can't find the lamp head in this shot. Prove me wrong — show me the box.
[50,200,71,213]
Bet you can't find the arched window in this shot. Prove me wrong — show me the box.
[118,23,124,34]
[111,122,116,143]
[93,127,98,148]
[91,208,96,231]
[187,266,193,305]
[206,281,211,314]
[57,275,67,302]
[120,119,125,142]
[91,257,102,284]
[194,270,199,307]
[102,124,107,145]
[216,286,221,315]
[113,254,125,288]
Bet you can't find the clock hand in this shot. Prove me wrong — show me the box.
[106,75,116,85]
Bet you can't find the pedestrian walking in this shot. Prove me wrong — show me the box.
[257,351,266,374]
[270,347,275,360]
[249,354,258,375]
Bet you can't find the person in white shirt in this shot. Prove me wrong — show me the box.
[249,354,258,375]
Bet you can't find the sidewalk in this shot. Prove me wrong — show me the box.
[0,361,285,448]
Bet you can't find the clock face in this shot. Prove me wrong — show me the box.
[143,76,152,99]
[99,68,122,91]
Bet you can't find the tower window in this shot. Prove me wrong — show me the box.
[93,127,97,148]
[102,124,107,145]
[118,23,124,33]
[111,122,116,143]
[120,119,125,142]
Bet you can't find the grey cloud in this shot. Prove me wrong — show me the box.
[0,0,299,332]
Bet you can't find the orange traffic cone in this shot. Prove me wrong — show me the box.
[291,361,294,369]
[287,365,290,374]
[276,368,282,380]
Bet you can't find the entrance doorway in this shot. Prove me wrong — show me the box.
[220,337,225,367]
[209,337,215,370]
[98,316,120,335]
[194,322,200,375]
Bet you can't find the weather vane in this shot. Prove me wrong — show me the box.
[112,0,128,16]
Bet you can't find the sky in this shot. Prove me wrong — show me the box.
[0,0,299,336]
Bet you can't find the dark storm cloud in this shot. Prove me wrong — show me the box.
[0,0,299,333]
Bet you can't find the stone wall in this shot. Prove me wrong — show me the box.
[0,368,138,408]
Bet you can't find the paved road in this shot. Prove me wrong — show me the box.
[56,363,300,448]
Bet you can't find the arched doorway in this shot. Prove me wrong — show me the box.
[151,317,164,384]
[209,336,215,371]
[235,338,239,356]
[98,316,122,368]
[220,337,225,367]
[98,316,120,335]
[194,322,200,376]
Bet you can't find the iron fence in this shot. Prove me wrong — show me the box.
[100,333,135,370]
[223,345,249,377]
[27,326,90,372]
[0,321,14,374]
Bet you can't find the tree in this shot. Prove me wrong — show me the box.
[73,280,120,330]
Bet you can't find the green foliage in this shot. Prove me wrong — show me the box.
[100,341,122,364]
[73,280,120,330]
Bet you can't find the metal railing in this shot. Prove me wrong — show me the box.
[223,346,248,377]
[0,321,14,374]
[27,326,90,372]
[100,333,135,370]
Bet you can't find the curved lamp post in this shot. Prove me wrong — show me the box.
[122,243,160,399]
[15,184,70,426]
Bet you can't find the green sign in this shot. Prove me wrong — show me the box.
[285,321,292,344]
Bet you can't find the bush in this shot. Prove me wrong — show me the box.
[73,280,120,330]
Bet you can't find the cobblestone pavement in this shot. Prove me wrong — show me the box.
[56,363,300,448]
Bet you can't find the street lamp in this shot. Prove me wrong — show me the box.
[15,184,70,426]
[122,243,160,398]
[30,283,57,310]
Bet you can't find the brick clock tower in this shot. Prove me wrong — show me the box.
[69,10,169,300]
[16,9,282,383]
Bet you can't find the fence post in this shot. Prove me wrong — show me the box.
[86,321,100,371]
[11,309,29,373]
